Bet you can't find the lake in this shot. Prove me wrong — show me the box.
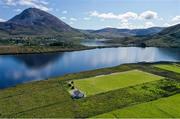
[81,39,116,46]
[0,47,180,89]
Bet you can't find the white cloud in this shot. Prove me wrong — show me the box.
[69,21,74,25]
[3,0,16,6]
[163,16,180,26]
[120,12,138,22]
[117,20,156,29]
[172,16,180,22]
[62,10,67,14]
[70,17,77,21]
[106,25,113,28]
[0,18,6,22]
[83,17,91,21]
[90,11,137,22]
[60,17,67,20]
[90,10,159,21]
[139,11,158,20]
[163,23,171,27]
[39,0,48,5]
[14,8,22,12]
[118,22,131,29]
[117,20,137,29]
[2,0,50,11]
[144,22,155,28]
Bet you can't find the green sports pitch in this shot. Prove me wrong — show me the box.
[74,70,164,96]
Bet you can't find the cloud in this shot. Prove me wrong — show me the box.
[90,11,137,22]
[60,17,67,20]
[83,17,91,21]
[106,25,113,28]
[120,12,138,22]
[90,10,158,21]
[144,22,155,28]
[172,16,180,21]
[69,21,74,25]
[2,0,51,11]
[0,18,6,22]
[70,17,77,21]
[117,20,156,29]
[163,23,171,27]
[39,0,48,5]
[89,10,160,29]
[139,11,158,20]
[118,22,132,29]
[62,10,67,14]
[3,0,16,5]
[14,8,22,12]
[163,16,180,26]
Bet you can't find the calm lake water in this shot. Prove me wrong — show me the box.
[81,39,115,46]
[0,47,180,89]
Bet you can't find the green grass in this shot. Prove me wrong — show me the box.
[74,70,164,96]
[154,64,180,74]
[0,80,75,118]
[95,94,180,118]
[0,63,179,118]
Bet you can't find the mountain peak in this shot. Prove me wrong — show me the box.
[6,8,73,32]
[8,8,48,24]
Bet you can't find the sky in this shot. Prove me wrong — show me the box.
[0,0,180,30]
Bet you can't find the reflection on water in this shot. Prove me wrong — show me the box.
[0,47,179,89]
[13,53,64,68]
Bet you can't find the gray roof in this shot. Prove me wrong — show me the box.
[72,90,84,99]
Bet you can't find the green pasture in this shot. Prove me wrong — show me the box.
[154,64,180,73]
[74,70,164,96]
[95,94,180,118]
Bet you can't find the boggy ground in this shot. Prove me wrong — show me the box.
[0,62,179,118]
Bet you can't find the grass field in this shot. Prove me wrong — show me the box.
[0,63,179,118]
[95,94,180,118]
[73,70,164,96]
[154,64,180,74]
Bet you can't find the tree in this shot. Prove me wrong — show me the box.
[139,43,147,48]
[71,86,75,90]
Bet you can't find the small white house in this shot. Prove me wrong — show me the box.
[70,89,84,99]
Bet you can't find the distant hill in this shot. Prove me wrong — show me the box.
[86,27,164,38]
[145,24,180,47]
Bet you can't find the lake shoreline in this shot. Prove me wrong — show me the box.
[0,46,91,55]
[0,61,179,90]
[0,45,179,55]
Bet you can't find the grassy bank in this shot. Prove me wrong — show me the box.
[0,45,90,55]
[0,62,179,118]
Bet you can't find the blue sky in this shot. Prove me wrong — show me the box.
[0,0,180,29]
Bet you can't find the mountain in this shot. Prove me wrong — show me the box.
[0,8,168,40]
[0,8,179,47]
[145,24,180,47]
[0,8,82,37]
[87,27,164,38]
